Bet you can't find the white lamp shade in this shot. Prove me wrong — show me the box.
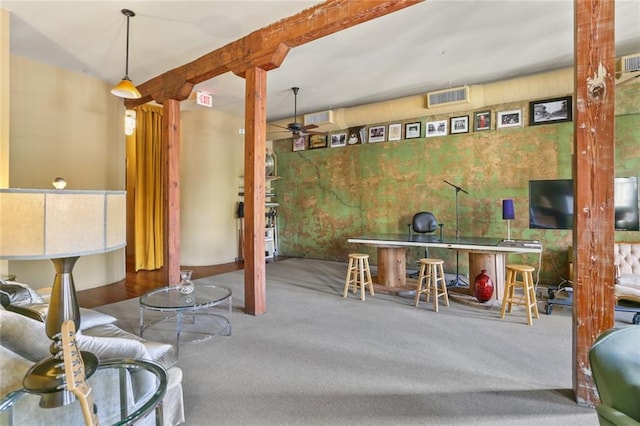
[0,189,126,259]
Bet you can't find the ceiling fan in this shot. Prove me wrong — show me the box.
[271,87,324,137]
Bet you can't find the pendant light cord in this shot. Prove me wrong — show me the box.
[125,13,130,76]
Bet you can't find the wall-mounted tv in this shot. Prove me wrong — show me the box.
[529,177,639,231]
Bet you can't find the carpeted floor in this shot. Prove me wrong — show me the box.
[97,258,608,425]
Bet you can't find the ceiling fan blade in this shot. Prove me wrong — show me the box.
[302,123,318,130]
[268,122,291,131]
[304,130,326,136]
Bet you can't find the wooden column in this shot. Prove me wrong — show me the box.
[468,252,505,301]
[573,0,616,406]
[376,246,406,288]
[243,67,267,315]
[122,0,424,310]
[163,99,181,286]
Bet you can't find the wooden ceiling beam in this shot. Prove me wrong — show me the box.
[125,0,422,107]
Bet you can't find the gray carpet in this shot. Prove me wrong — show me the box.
[96,258,602,426]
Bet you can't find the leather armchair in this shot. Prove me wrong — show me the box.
[589,326,640,425]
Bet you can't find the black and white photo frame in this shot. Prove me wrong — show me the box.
[425,119,447,137]
[450,116,469,134]
[529,96,572,126]
[497,109,523,129]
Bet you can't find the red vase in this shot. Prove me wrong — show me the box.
[474,269,494,303]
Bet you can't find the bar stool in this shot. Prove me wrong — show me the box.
[414,258,449,312]
[343,253,374,301]
[500,264,539,325]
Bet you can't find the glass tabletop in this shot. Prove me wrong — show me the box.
[0,358,167,426]
[140,283,231,310]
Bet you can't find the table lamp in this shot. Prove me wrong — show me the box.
[0,188,126,406]
[502,199,515,241]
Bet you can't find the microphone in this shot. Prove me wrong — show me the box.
[443,180,468,194]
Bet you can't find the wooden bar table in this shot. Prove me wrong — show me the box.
[348,234,542,300]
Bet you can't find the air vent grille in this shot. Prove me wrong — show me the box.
[427,86,470,108]
[304,110,334,126]
[618,53,640,73]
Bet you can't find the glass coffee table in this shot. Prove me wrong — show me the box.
[139,283,232,356]
[0,359,167,426]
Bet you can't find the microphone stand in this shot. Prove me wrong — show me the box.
[443,180,468,287]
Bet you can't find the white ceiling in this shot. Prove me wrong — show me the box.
[4,0,640,133]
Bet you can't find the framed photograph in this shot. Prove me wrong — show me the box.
[450,116,469,134]
[347,126,365,145]
[368,125,386,143]
[388,123,402,141]
[474,111,491,131]
[292,135,306,151]
[425,119,447,137]
[309,134,327,149]
[405,122,421,139]
[330,133,346,148]
[529,96,572,126]
[497,109,523,129]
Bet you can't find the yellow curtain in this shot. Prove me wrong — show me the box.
[134,105,164,271]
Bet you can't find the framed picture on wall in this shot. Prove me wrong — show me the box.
[405,122,421,139]
[388,123,402,141]
[425,119,447,137]
[474,111,491,131]
[497,109,523,129]
[450,116,469,134]
[330,133,347,148]
[368,125,386,143]
[292,135,307,151]
[347,126,365,145]
[529,96,572,126]
[309,134,327,149]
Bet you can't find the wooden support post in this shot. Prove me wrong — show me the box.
[120,0,424,312]
[243,67,268,315]
[573,0,616,406]
[376,247,407,288]
[163,99,181,286]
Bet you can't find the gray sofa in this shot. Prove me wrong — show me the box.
[0,281,185,425]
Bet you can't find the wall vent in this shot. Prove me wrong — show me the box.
[304,110,334,126]
[617,53,640,74]
[427,86,470,108]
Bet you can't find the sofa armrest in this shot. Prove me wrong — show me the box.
[596,405,640,426]
[3,303,48,322]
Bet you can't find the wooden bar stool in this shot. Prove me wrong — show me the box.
[343,253,374,301]
[414,258,449,312]
[500,264,539,325]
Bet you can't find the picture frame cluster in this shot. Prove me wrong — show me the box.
[289,95,572,151]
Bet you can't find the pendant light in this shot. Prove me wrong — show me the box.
[111,9,141,99]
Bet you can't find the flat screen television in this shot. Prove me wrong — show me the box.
[528,177,639,231]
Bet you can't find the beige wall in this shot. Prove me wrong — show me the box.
[267,68,575,140]
[6,54,246,288]
[0,9,9,275]
[180,108,244,266]
[8,55,126,290]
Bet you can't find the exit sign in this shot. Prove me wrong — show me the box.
[196,91,213,107]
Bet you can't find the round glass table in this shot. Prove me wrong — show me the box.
[139,284,232,356]
[0,359,167,426]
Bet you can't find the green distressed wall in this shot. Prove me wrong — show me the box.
[272,84,640,286]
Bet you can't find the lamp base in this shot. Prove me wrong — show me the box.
[21,255,97,408]
[23,351,98,408]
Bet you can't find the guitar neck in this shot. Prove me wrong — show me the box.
[60,320,100,426]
